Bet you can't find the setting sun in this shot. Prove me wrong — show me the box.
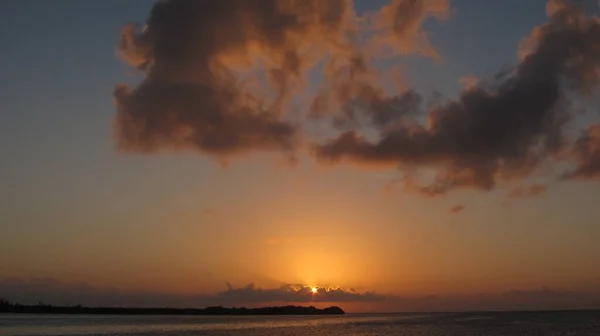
[311,286,318,294]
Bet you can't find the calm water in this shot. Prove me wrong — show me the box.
[1,311,600,336]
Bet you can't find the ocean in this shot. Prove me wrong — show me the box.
[1,310,599,336]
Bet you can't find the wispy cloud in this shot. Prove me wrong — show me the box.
[508,184,547,198]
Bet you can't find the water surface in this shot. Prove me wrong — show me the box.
[1,310,599,335]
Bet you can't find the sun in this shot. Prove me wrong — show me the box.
[310,286,318,294]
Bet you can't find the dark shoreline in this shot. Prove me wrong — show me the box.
[0,301,345,315]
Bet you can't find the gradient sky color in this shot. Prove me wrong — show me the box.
[1,0,600,312]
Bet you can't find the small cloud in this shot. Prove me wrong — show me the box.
[508,184,547,198]
[448,205,465,214]
[202,208,215,216]
[562,124,600,180]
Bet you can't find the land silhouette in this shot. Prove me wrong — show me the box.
[0,299,344,315]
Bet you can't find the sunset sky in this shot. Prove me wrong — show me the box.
[1,0,600,312]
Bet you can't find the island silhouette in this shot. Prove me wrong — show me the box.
[0,299,344,315]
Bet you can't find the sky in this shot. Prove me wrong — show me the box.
[1,0,600,312]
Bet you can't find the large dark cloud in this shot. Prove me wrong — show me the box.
[314,0,600,195]
[115,0,449,160]
[115,0,354,158]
